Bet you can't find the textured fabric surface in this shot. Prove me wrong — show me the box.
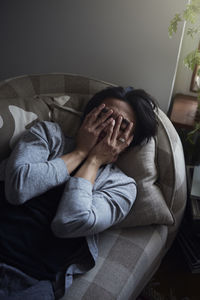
[0,263,54,300]
[115,138,174,227]
[0,74,112,99]
[38,94,91,137]
[0,96,51,161]
[0,73,187,299]
[60,225,168,300]
[155,109,187,248]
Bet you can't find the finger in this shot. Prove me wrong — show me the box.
[96,116,114,132]
[127,134,134,146]
[112,115,123,141]
[95,108,113,128]
[104,119,115,141]
[123,121,134,139]
[86,103,106,124]
[123,125,134,146]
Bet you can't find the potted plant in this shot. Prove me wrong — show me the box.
[169,0,200,165]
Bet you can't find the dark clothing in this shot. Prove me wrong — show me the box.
[0,182,89,281]
[0,263,54,300]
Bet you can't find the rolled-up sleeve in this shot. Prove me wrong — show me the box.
[4,122,69,205]
[51,168,136,238]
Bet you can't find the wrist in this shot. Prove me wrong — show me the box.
[87,155,102,168]
[74,148,88,160]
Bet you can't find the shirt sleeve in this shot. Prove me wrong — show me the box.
[51,169,137,238]
[4,122,69,205]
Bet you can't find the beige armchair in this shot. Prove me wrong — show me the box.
[0,73,187,299]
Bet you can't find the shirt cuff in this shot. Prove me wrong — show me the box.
[65,176,93,193]
[50,157,70,184]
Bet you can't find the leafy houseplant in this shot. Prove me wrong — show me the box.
[169,0,200,165]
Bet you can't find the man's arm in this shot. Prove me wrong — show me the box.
[51,162,136,238]
[51,118,136,238]
[4,104,114,206]
[4,122,87,205]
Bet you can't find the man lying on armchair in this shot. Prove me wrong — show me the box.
[0,86,157,300]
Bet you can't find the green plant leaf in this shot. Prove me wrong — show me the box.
[183,0,200,23]
[169,0,200,148]
[184,49,200,70]
[187,26,200,38]
[168,14,182,37]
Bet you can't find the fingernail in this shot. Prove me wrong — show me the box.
[112,120,115,125]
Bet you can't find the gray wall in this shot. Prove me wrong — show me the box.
[0,0,186,112]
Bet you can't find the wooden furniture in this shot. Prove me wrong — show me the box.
[169,93,200,166]
[169,95,200,272]
[177,166,200,273]
[169,94,198,129]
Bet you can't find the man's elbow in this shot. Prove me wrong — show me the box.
[51,212,95,238]
[5,165,29,205]
[5,186,27,205]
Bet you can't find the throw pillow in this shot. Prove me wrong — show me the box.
[38,93,92,137]
[115,138,174,227]
[0,96,51,161]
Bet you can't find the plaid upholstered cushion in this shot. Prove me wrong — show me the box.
[0,74,112,98]
[60,225,168,300]
[115,138,174,227]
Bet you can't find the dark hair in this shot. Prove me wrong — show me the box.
[82,86,158,147]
